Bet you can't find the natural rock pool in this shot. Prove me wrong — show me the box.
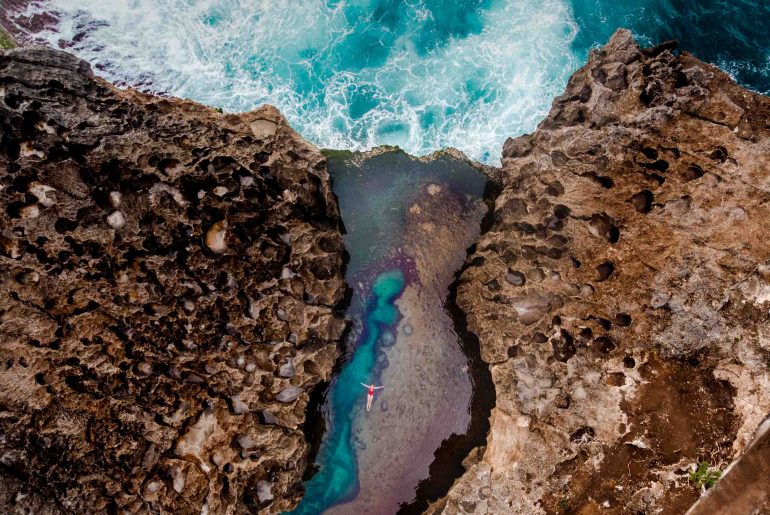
[290,149,493,513]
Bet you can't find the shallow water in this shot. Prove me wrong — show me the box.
[288,149,489,513]
[291,269,406,514]
[8,1,769,163]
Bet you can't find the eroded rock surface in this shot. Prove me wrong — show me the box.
[0,48,346,513]
[438,30,770,514]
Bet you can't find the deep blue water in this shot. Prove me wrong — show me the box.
[571,1,770,94]
[11,0,770,163]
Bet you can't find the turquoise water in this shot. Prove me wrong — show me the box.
[286,149,486,513]
[17,0,770,163]
[290,269,405,515]
[15,1,770,163]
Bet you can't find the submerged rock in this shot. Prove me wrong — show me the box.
[0,47,346,514]
[443,29,770,514]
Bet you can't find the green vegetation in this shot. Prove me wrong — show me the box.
[0,29,16,50]
[557,497,571,512]
[690,461,721,490]
[321,148,356,160]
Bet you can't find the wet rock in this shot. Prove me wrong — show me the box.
[380,331,396,347]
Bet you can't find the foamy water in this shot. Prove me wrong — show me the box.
[7,1,770,163]
[10,0,581,163]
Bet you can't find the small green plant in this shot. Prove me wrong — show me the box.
[558,497,570,511]
[0,29,16,50]
[690,461,721,490]
[213,106,223,113]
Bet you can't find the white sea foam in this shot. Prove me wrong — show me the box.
[12,0,582,163]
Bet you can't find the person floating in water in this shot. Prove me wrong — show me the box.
[360,383,384,412]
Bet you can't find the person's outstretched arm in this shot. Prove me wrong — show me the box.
[361,383,370,388]
[374,386,384,389]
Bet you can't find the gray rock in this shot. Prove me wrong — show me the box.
[276,386,303,403]
[256,480,273,503]
[278,359,295,378]
[228,396,249,415]
[650,292,670,309]
[260,411,278,425]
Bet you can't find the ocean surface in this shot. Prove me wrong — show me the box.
[6,0,770,163]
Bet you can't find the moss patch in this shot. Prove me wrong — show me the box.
[0,29,16,50]
[321,148,356,160]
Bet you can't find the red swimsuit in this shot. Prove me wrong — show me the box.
[368,386,374,396]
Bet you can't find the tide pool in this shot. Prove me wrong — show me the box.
[286,149,489,513]
[290,269,405,515]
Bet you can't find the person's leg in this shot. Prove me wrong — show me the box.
[367,393,372,411]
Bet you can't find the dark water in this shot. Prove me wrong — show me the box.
[572,0,770,94]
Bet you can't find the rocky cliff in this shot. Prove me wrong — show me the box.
[0,48,346,513]
[438,30,770,514]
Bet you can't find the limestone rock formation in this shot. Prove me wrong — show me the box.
[0,48,346,513]
[438,30,770,514]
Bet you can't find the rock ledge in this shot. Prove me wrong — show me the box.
[0,47,346,514]
[439,29,770,514]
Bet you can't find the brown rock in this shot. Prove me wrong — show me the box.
[0,47,347,514]
[441,30,770,514]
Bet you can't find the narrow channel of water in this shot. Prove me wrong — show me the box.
[292,270,405,514]
[290,148,492,514]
